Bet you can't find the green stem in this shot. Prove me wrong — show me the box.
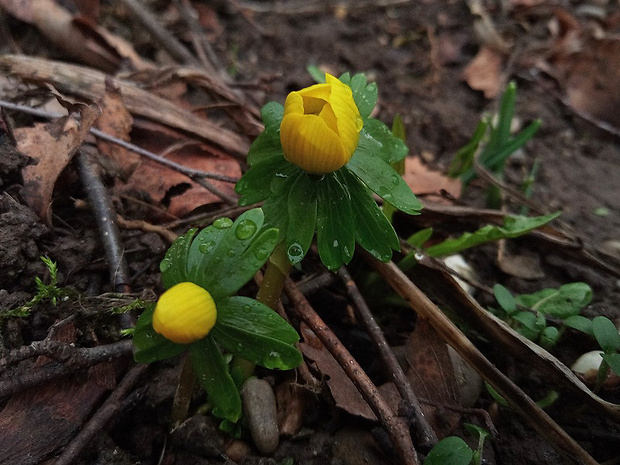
[256,242,292,310]
[231,243,293,382]
[171,352,196,428]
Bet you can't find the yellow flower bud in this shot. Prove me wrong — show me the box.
[152,282,217,344]
[280,74,363,174]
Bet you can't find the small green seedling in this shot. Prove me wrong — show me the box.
[492,282,593,349]
[132,208,302,425]
[449,82,541,207]
[4,256,73,319]
[423,424,490,465]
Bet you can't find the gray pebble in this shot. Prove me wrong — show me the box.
[241,377,279,454]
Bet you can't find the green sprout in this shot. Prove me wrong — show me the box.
[132,208,302,424]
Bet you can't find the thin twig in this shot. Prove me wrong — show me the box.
[119,0,199,66]
[367,255,599,465]
[0,340,133,398]
[283,277,420,465]
[54,363,148,465]
[0,99,239,184]
[174,0,225,76]
[77,148,133,329]
[338,266,438,451]
[116,215,178,244]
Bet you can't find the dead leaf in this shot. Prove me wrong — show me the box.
[17,104,101,224]
[462,46,504,98]
[403,156,461,201]
[298,323,376,420]
[405,319,461,437]
[117,125,239,217]
[0,0,151,72]
[95,85,139,178]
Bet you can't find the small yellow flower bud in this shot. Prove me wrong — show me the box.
[280,74,363,174]
[152,282,217,344]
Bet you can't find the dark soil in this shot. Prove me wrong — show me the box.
[1,1,619,465]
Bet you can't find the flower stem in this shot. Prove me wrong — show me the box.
[256,242,292,310]
[171,353,196,428]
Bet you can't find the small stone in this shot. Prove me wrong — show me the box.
[241,377,280,454]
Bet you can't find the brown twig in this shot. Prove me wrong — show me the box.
[54,363,148,465]
[116,215,178,244]
[174,0,225,75]
[0,340,132,398]
[119,0,199,66]
[283,277,420,465]
[338,266,438,451]
[77,148,133,329]
[367,255,599,465]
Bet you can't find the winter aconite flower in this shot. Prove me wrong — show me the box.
[236,71,423,270]
[280,74,363,174]
[132,209,302,423]
[152,282,217,344]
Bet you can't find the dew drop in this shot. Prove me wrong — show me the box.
[235,219,257,240]
[332,240,339,248]
[243,305,252,314]
[391,174,400,186]
[213,217,233,229]
[355,115,364,131]
[198,240,216,254]
[159,259,171,272]
[254,247,270,261]
[287,243,303,259]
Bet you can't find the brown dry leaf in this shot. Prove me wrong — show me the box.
[298,323,376,420]
[17,104,101,224]
[461,46,504,98]
[405,319,461,437]
[403,156,461,201]
[0,0,150,72]
[118,126,239,218]
[95,86,139,178]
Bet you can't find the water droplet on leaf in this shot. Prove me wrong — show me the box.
[332,240,339,248]
[243,305,252,313]
[287,243,303,259]
[160,259,171,272]
[235,219,257,240]
[254,247,270,261]
[198,240,216,254]
[213,217,233,229]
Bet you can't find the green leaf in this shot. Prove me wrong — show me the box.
[347,151,422,215]
[261,101,284,130]
[338,169,399,262]
[540,326,560,349]
[485,382,508,407]
[424,436,474,465]
[339,72,378,119]
[425,212,561,257]
[247,126,283,165]
[493,284,517,315]
[217,296,300,344]
[213,297,302,369]
[286,173,318,264]
[602,353,620,376]
[512,311,544,340]
[236,156,293,206]
[563,315,593,335]
[593,316,620,353]
[407,228,433,248]
[191,209,279,301]
[307,65,326,83]
[356,119,409,164]
[316,174,356,270]
[132,306,186,363]
[190,337,241,422]
[515,282,592,319]
[161,229,197,288]
[449,120,488,178]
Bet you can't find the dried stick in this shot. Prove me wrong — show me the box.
[338,266,438,450]
[174,0,224,75]
[119,0,199,66]
[0,340,132,398]
[54,363,148,465]
[368,256,599,465]
[283,277,420,465]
